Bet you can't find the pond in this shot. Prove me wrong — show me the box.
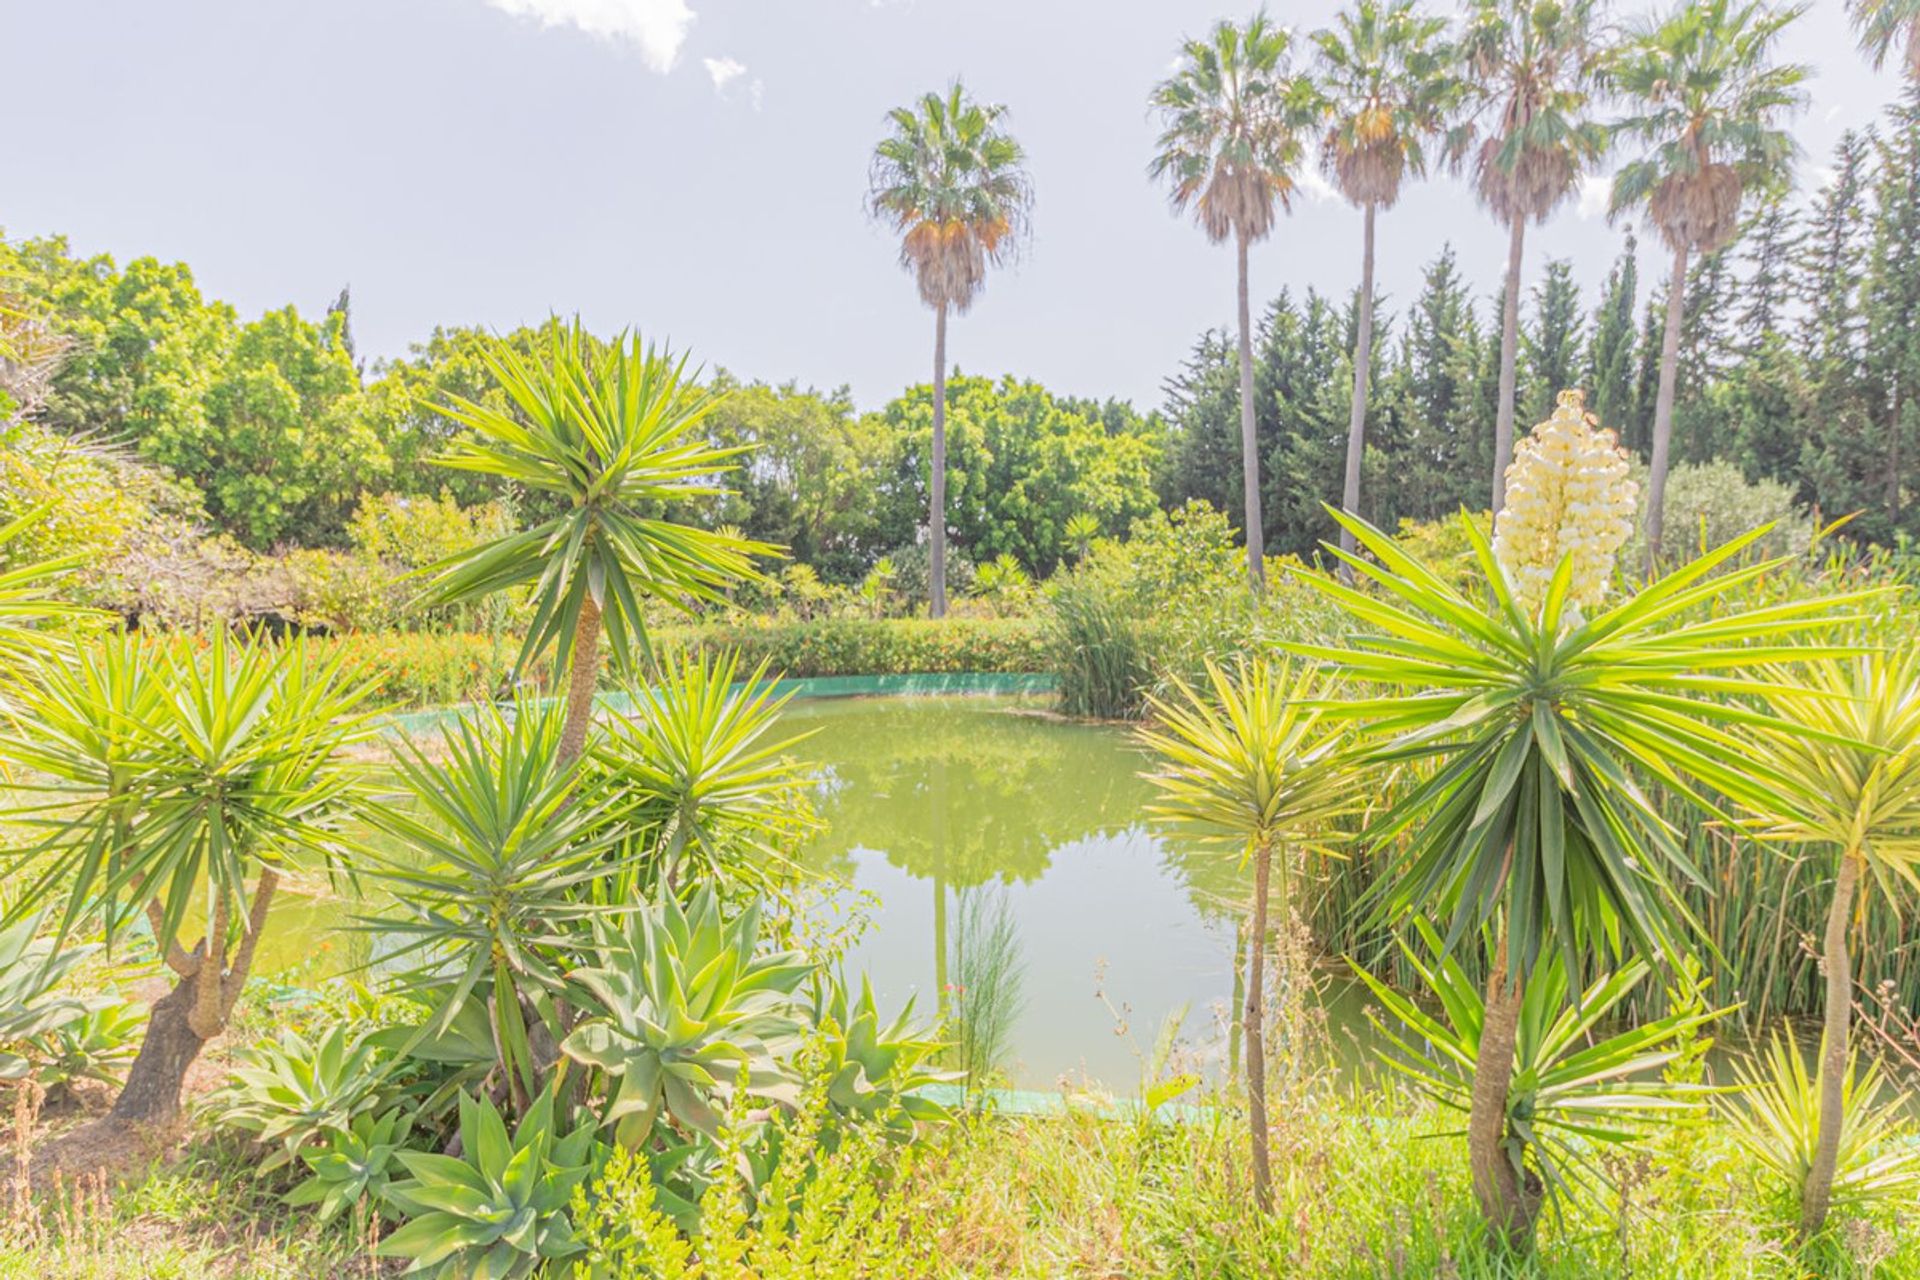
[258,690,1370,1090]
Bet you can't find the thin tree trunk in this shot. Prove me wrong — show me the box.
[930,301,950,620]
[1245,837,1274,1212]
[1228,915,1247,1085]
[1467,925,1535,1250]
[1492,217,1527,514]
[1236,229,1266,593]
[1646,242,1690,575]
[113,872,279,1125]
[558,595,602,766]
[1889,383,1903,523]
[1803,852,1862,1239]
[1340,202,1378,561]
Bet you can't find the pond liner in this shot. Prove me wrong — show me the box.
[374,672,1058,739]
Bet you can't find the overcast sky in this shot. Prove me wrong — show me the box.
[0,0,1899,413]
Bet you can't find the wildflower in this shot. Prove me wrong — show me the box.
[1493,389,1638,619]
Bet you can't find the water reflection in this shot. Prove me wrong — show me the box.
[788,694,1244,1088]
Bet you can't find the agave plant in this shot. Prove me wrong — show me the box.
[810,976,951,1144]
[562,888,812,1147]
[0,912,100,1081]
[379,1082,598,1279]
[1720,1025,1920,1220]
[207,1023,391,1172]
[1355,918,1726,1212]
[366,697,632,1112]
[29,998,143,1096]
[593,651,813,896]
[286,1107,415,1226]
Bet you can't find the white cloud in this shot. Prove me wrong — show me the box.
[1576,173,1612,220]
[702,56,763,110]
[702,55,745,90]
[1294,167,1339,205]
[485,0,694,73]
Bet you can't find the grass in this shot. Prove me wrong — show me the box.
[4,1076,1914,1279]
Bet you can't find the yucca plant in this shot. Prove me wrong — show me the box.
[417,320,774,763]
[1292,508,1868,1247]
[1735,651,1920,1236]
[378,1081,598,1279]
[561,887,812,1148]
[1137,656,1358,1212]
[1356,918,1726,1213]
[1721,1025,1920,1224]
[0,631,374,1122]
[366,697,632,1114]
[594,651,813,897]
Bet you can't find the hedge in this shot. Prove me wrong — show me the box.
[301,618,1048,710]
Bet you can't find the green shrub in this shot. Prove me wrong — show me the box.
[300,630,533,709]
[655,617,1048,680]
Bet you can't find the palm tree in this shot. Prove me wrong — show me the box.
[1138,658,1356,1213]
[1608,0,1808,571]
[1456,0,1608,514]
[868,84,1033,619]
[1739,653,1920,1239]
[1850,0,1920,78]
[1314,0,1460,557]
[1297,511,1863,1248]
[1152,14,1322,591]
[420,320,771,763]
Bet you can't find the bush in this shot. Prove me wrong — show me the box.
[1622,459,1814,570]
[300,630,534,709]
[655,617,1048,680]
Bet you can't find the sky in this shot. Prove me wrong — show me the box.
[0,0,1900,414]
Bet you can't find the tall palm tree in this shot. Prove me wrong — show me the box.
[1298,511,1863,1248]
[869,84,1033,619]
[1139,658,1356,1213]
[1314,0,1461,556]
[1152,14,1322,591]
[1739,653,1920,1239]
[1850,0,1920,78]
[1457,0,1608,515]
[420,321,771,763]
[1609,0,1808,571]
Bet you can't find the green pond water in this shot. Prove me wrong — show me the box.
[256,691,1369,1089]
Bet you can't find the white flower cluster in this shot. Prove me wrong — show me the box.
[1493,389,1638,620]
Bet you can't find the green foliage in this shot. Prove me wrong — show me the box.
[206,1024,390,1172]
[659,616,1048,679]
[1356,919,1724,1208]
[1720,1027,1920,1219]
[29,997,143,1096]
[1045,572,1151,720]
[877,375,1163,575]
[377,1082,598,1279]
[561,888,812,1147]
[810,976,950,1142]
[417,320,773,679]
[0,912,102,1081]
[285,1106,414,1226]
[1620,458,1813,569]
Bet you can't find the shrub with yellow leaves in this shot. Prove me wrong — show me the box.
[1492,389,1638,618]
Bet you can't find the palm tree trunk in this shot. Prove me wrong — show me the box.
[930,301,950,620]
[1236,229,1266,593]
[1646,242,1690,575]
[1492,217,1527,514]
[1340,202,1378,561]
[1803,851,1861,1239]
[1467,925,1535,1250]
[1245,836,1274,1212]
[557,595,602,767]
